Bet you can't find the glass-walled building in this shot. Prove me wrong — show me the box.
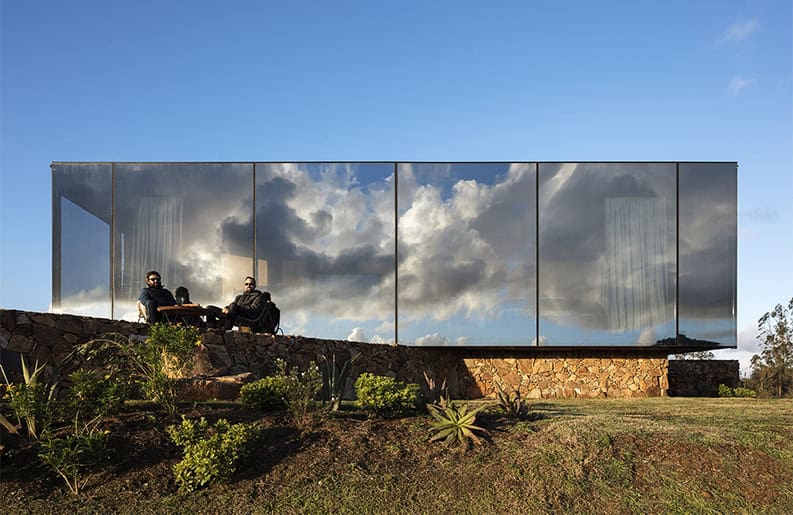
[52,162,737,350]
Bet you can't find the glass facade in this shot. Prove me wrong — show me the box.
[52,162,737,350]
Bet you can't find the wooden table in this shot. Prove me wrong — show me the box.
[157,304,210,326]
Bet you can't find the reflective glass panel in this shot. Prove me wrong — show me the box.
[255,163,395,342]
[52,163,112,317]
[113,163,254,320]
[538,163,676,346]
[397,163,537,346]
[678,163,737,347]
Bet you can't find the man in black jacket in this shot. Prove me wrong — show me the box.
[138,270,176,323]
[207,276,265,330]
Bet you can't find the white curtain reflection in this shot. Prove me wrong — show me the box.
[603,197,669,331]
[124,197,183,291]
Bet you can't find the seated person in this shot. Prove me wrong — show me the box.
[172,286,203,327]
[138,270,176,324]
[207,276,264,330]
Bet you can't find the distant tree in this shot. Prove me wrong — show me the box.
[750,297,793,397]
[672,351,715,360]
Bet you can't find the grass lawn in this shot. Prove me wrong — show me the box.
[2,397,792,514]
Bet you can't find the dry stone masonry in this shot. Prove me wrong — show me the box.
[1,309,736,399]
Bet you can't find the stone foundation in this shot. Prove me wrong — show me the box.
[668,359,740,397]
[1,309,736,399]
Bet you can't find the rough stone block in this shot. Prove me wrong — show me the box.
[8,335,35,354]
[177,372,256,401]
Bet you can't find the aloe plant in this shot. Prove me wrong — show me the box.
[494,382,531,419]
[1,356,57,441]
[319,352,361,412]
[427,395,486,447]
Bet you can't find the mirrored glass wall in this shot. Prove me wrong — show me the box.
[52,162,737,349]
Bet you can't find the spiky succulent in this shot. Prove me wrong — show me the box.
[427,395,486,446]
[494,382,531,419]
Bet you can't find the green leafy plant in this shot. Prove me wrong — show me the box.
[319,352,361,412]
[1,356,57,441]
[718,383,734,398]
[276,359,323,428]
[167,417,261,492]
[354,373,420,417]
[495,382,531,419]
[66,368,127,421]
[239,376,288,411]
[38,416,110,496]
[427,395,487,447]
[78,325,200,416]
[733,386,757,398]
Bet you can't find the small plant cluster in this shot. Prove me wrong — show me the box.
[354,373,420,417]
[494,382,531,419]
[319,352,361,412]
[167,417,261,492]
[718,384,757,398]
[427,394,487,447]
[38,417,110,495]
[239,376,288,411]
[78,324,201,416]
[276,359,323,428]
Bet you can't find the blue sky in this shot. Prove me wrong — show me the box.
[1,1,791,374]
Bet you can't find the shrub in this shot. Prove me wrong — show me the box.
[276,359,323,429]
[168,417,261,492]
[239,376,288,411]
[354,373,420,417]
[38,418,110,496]
[718,384,734,398]
[78,325,201,416]
[66,369,127,421]
[734,387,757,398]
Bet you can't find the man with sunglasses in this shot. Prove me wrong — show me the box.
[138,270,177,323]
[206,276,265,330]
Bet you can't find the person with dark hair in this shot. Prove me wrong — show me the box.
[207,276,270,331]
[174,286,191,305]
[137,270,176,323]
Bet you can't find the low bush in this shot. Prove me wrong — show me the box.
[167,417,261,492]
[354,373,420,417]
[718,384,734,397]
[239,376,288,411]
[66,369,127,421]
[734,386,758,398]
[38,418,110,496]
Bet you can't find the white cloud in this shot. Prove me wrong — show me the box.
[728,75,755,95]
[347,327,367,342]
[413,333,450,346]
[720,19,758,43]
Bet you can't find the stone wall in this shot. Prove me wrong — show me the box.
[0,309,689,399]
[668,359,740,397]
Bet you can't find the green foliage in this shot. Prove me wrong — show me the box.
[66,369,127,421]
[718,384,734,397]
[751,297,793,397]
[38,417,110,496]
[78,325,201,416]
[276,359,323,428]
[239,376,288,411]
[733,387,757,398]
[495,382,531,419]
[319,352,361,412]
[168,417,261,492]
[1,356,57,441]
[427,395,487,447]
[354,373,420,417]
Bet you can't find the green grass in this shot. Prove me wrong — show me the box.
[2,397,792,514]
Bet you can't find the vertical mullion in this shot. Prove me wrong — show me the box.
[52,165,61,312]
[394,162,399,345]
[535,162,540,346]
[675,162,679,344]
[111,163,116,319]
[252,163,257,279]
